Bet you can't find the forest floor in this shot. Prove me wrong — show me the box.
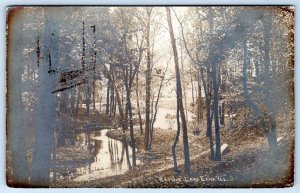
[52,108,294,188]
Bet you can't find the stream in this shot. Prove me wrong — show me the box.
[54,129,140,182]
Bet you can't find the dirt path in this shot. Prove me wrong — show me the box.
[120,147,212,186]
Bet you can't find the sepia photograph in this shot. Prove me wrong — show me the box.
[6,6,294,188]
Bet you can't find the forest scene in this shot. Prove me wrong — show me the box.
[6,6,294,188]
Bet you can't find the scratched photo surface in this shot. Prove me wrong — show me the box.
[6,6,294,188]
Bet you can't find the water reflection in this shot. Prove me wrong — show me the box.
[152,107,195,130]
[54,129,140,182]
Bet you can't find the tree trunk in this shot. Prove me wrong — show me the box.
[180,48,189,122]
[197,70,202,126]
[212,59,221,161]
[220,102,225,125]
[124,60,137,167]
[85,85,90,116]
[144,9,152,150]
[110,75,115,118]
[135,71,143,134]
[166,7,191,175]
[126,91,136,167]
[190,67,195,103]
[113,94,117,118]
[208,8,221,161]
[172,106,181,174]
[200,68,215,160]
[262,11,277,152]
[106,78,110,115]
[75,86,81,116]
[92,84,96,110]
[99,93,103,113]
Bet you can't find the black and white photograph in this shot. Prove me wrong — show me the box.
[6,5,294,188]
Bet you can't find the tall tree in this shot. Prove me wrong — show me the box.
[144,8,153,150]
[135,71,143,134]
[207,8,221,161]
[262,11,278,152]
[166,7,191,175]
[174,8,215,160]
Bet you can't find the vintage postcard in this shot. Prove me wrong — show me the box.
[6,6,294,188]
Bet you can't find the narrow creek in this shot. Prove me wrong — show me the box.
[54,129,140,182]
